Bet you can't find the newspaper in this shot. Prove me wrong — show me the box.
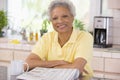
[17,67,80,80]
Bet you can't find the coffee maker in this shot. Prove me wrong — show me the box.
[93,16,113,48]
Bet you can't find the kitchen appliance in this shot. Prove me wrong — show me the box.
[93,16,113,48]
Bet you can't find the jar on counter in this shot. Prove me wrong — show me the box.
[29,31,34,41]
[35,32,38,41]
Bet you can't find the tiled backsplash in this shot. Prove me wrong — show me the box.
[113,10,120,45]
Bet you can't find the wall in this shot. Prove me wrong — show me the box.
[112,10,120,45]
[0,0,7,10]
[89,0,101,32]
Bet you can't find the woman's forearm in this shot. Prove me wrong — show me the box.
[24,53,68,70]
[54,63,73,68]
[25,53,68,70]
[25,58,69,70]
[54,58,87,73]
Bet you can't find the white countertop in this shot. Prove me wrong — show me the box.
[0,43,120,58]
[94,48,120,58]
[0,38,34,51]
[0,38,120,58]
[0,43,33,51]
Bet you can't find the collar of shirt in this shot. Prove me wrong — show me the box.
[54,28,79,44]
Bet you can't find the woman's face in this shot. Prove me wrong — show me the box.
[50,6,74,33]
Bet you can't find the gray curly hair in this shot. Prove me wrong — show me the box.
[48,0,76,20]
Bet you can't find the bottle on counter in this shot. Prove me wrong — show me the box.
[29,31,34,42]
[21,29,27,41]
[35,32,38,41]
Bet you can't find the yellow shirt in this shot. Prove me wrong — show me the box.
[32,29,93,77]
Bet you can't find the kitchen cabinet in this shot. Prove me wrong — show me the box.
[92,57,104,71]
[104,58,120,79]
[92,57,105,78]
[0,44,31,67]
[105,74,120,80]
[0,49,13,66]
[92,49,120,79]
[0,49,13,61]
[97,57,120,80]
[105,58,120,73]
[14,50,30,60]
[0,42,120,79]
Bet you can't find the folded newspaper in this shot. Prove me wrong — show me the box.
[17,67,80,80]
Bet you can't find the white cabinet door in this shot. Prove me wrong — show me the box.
[105,74,120,80]
[105,58,120,73]
[104,58,120,79]
[0,49,13,61]
[0,49,13,66]
[92,57,105,78]
[92,57,104,71]
[14,50,30,60]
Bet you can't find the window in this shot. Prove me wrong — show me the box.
[7,0,90,35]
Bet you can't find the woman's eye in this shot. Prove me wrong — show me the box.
[52,17,57,20]
[63,15,68,18]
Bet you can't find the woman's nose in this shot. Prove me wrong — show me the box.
[57,18,63,23]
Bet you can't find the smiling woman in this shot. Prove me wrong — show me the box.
[25,0,93,78]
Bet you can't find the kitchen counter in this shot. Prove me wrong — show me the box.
[0,38,120,59]
[0,37,120,51]
[94,47,120,53]
[94,48,120,59]
[0,43,33,51]
[94,44,120,52]
[0,43,120,58]
[0,38,120,58]
[0,38,120,80]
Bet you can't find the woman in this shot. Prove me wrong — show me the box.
[25,0,93,78]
